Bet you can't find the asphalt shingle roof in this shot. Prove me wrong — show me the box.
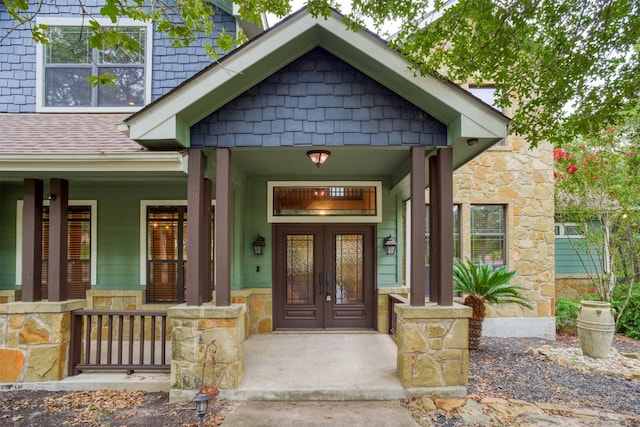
[0,113,144,154]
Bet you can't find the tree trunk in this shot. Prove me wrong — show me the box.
[464,296,486,350]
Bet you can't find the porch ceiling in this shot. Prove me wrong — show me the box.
[230,146,416,182]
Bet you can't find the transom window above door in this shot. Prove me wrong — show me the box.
[36,18,152,112]
[268,181,382,223]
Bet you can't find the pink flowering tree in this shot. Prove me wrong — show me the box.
[554,117,639,315]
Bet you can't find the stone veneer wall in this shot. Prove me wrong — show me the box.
[231,289,272,336]
[432,136,556,335]
[0,290,20,304]
[555,275,597,300]
[0,300,85,382]
[377,287,409,334]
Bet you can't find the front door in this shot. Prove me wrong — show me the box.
[273,224,375,329]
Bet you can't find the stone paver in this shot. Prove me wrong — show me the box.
[404,395,639,427]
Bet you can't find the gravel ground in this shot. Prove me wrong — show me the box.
[1,334,638,426]
[467,334,640,416]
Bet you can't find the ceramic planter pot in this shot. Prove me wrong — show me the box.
[576,300,616,359]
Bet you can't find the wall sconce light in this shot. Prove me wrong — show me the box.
[307,150,331,168]
[192,394,212,427]
[252,234,266,256]
[47,193,56,201]
[383,235,397,256]
[467,138,479,147]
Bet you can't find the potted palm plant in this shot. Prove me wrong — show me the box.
[453,258,532,350]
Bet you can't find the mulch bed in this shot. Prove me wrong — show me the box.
[468,334,639,416]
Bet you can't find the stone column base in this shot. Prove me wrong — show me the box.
[395,302,472,395]
[168,303,246,402]
[0,300,85,383]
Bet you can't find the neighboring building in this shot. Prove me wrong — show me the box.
[0,3,553,392]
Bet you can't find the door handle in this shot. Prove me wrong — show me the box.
[325,272,332,301]
[319,272,324,295]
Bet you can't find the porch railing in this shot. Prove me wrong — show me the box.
[69,309,170,375]
[388,293,409,338]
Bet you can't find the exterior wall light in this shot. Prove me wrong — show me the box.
[307,150,331,167]
[252,234,266,255]
[192,393,212,427]
[383,235,397,256]
[467,138,479,147]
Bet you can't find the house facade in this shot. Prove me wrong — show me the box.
[1,3,554,396]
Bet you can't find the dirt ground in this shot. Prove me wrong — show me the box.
[0,389,228,427]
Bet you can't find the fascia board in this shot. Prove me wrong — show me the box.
[0,153,186,173]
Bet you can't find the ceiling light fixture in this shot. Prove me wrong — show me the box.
[307,150,331,168]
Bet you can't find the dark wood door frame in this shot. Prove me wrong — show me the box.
[272,223,376,330]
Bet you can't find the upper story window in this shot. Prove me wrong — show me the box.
[36,18,152,112]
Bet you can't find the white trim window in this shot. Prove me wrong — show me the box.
[267,181,383,223]
[470,204,507,266]
[16,200,98,292]
[36,18,153,112]
[554,222,585,238]
[140,200,216,303]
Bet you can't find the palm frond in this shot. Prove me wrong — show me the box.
[453,258,532,310]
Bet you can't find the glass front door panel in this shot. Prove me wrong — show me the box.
[286,234,315,305]
[334,234,364,305]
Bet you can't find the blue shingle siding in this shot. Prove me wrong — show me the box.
[191,48,446,148]
[151,11,236,100]
[0,1,235,112]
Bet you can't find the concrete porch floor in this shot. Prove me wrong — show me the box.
[220,333,406,401]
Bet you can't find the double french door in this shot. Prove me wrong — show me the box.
[273,224,375,329]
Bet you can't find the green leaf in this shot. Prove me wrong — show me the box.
[100,0,121,24]
[87,72,116,87]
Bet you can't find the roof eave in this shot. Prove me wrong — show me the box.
[0,152,187,173]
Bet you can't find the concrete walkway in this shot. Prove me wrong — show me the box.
[220,333,406,401]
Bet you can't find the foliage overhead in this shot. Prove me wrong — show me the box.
[2,0,639,146]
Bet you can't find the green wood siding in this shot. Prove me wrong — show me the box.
[0,183,22,289]
[0,181,187,291]
[555,238,602,275]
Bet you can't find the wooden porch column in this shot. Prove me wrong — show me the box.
[215,148,231,307]
[429,148,454,306]
[48,178,69,302]
[428,154,440,304]
[202,178,213,302]
[187,149,206,306]
[410,146,426,306]
[21,179,43,302]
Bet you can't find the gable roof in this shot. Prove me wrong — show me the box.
[121,7,509,168]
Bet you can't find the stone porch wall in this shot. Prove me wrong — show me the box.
[395,303,471,395]
[0,300,85,382]
[168,304,246,402]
